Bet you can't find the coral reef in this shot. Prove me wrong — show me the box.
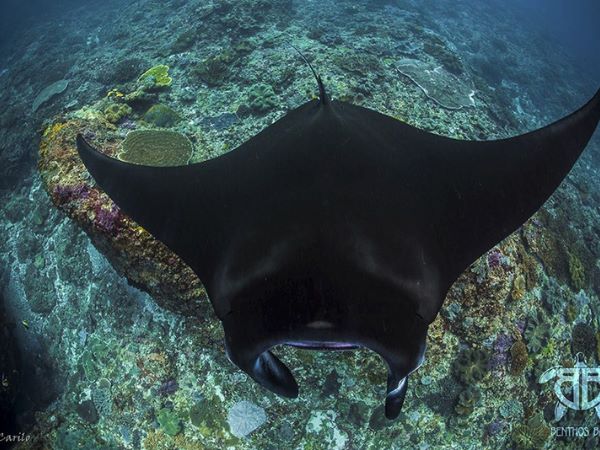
[37,120,204,315]
[1,1,598,449]
[396,58,474,110]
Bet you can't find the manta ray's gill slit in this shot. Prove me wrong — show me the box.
[286,341,360,350]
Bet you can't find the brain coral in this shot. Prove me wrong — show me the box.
[119,130,192,166]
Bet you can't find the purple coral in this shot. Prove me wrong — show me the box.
[53,184,90,203]
[488,333,514,370]
[157,379,179,396]
[95,204,122,234]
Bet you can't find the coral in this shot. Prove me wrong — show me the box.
[568,250,586,291]
[119,130,192,166]
[227,401,266,438]
[99,58,146,84]
[138,65,172,89]
[511,413,550,450]
[423,36,463,75]
[157,407,182,437]
[511,273,527,301]
[499,399,524,420]
[143,104,181,128]
[571,322,596,358]
[32,79,69,112]
[510,339,529,375]
[454,386,481,416]
[94,203,122,234]
[171,30,197,53]
[524,311,549,353]
[103,102,132,124]
[38,120,204,316]
[452,347,489,384]
[92,378,113,416]
[75,400,99,424]
[237,83,278,116]
[542,277,568,314]
[488,333,514,370]
[192,54,232,86]
[157,379,179,396]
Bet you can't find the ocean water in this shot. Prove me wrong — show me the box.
[0,1,599,449]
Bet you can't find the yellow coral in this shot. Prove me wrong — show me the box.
[138,64,172,88]
[568,251,586,291]
[511,273,526,301]
[43,122,67,139]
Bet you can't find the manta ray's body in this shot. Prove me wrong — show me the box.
[77,75,600,419]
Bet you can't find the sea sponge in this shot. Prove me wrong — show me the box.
[143,104,181,127]
[452,348,489,385]
[119,130,192,166]
[138,64,172,89]
[510,339,528,375]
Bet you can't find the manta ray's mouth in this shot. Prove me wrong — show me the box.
[286,341,359,350]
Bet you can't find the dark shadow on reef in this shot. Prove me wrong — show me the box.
[0,268,61,449]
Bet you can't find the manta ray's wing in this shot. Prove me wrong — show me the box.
[76,87,600,417]
[417,88,600,317]
[76,101,321,314]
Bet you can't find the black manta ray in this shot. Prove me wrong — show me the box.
[76,61,600,419]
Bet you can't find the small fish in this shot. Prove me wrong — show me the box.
[21,320,29,329]
[1,373,8,388]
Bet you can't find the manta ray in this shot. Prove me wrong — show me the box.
[76,64,600,419]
